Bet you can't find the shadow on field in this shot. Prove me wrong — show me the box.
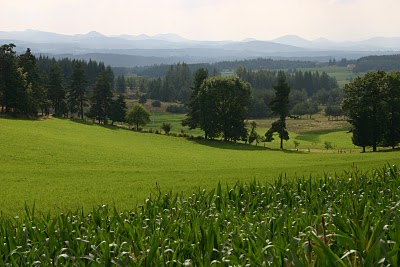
[69,119,119,131]
[190,139,266,150]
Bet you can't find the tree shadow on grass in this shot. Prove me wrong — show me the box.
[189,138,306,153]
[68,118,119,131]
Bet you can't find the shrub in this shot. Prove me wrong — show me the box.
[152,100,161,107]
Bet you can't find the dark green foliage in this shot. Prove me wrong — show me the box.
[118,58,317,77]
[0,44,26,114]
[248,121,260,145]
[182,68,208,128]
[186,76,251,141]
[291,100,319,119]
[353,54,400,73]
[109,95,127,125]
[1,165,400,266]
[342,71,394,152]
[88,71,113,124]
[18,48,43,116]
[381,72,400,148]
[151,100,161,107]
[126,104,151,130]
[138,94,147,104]
[48,63,66,117]
[325,104,343,120]
[68,62,87,119]
[161,122,172,135]
[115,75,126,93]
[236,67,338,95]
[266,72,291,149]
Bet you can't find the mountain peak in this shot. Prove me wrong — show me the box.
[84,31,105,38]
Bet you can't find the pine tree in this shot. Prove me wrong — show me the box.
[89,71,113,124]
[265,71,291,149]
[68,62,87,119]
[109,95,127,125]
[48,63,66,116]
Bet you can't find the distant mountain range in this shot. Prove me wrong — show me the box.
[1,29,399,67]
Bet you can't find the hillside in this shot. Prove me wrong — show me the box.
[1,117,400,214]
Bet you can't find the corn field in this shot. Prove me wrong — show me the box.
[1,165,400,266]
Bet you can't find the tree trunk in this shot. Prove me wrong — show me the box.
[373,143,377,152]
[362,146,366,153]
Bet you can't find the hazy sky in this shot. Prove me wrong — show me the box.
[1,0,399,41]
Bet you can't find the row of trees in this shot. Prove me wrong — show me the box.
[236,67,338,95]
[0,44,127,124]
[343,71,400,151]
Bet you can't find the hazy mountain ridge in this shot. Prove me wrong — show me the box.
[1,29,400,67]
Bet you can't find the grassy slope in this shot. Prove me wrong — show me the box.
[1,117,400,215]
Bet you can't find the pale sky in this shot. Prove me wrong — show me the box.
[1,0,399,41]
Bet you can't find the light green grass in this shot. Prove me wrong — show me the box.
[1,117,399,215]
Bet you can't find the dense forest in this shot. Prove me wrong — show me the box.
[353,54,400,73]
[0,43,123,123]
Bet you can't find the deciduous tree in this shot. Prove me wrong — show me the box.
[125,104,151,131]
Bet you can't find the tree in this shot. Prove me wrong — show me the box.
[161,122,172,135]
[182,68,209,130]
[89,71,113,124]
[109,94,127,125]
[248,121,260,145]
[48,63,66,116]
[68,62,87,119]
[195,76,251,141]
[125,104,151,131]
[0,44,25,114]
[116,75,126,93]
[18,48,42,116]
[381,72,400,148]
[266,71,291,149]
[342,71,387,152]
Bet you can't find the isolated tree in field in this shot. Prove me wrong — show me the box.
[68,62,87,119]
[48,63,66,116]
[182,68,209,130]
[109,94,127,125]
[125,104,151,131]
[195,76,251,141]
[89,71,113,124]
[265,71,291,149]
[161,122,172,135]
[342,71,386,152]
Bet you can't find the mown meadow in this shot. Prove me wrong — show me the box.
[1,117,400,215]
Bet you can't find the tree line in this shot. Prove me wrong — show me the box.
[0,44,126,124]
[113,57,318,78]
[353,55,400,73]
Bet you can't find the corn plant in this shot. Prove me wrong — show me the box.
[0,164,399,266]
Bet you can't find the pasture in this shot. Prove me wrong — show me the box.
[1,117,400,215]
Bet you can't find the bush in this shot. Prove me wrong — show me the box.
[152,100,161,107]
[161,122,172,135]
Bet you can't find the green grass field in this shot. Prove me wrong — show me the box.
[1,117,400,215]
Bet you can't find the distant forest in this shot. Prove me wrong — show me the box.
[353,54,400,73]
[113,58,318,77]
